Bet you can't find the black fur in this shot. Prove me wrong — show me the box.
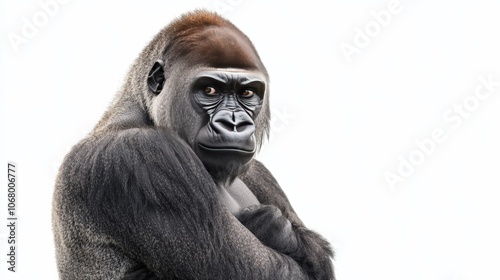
[52,10,334,280]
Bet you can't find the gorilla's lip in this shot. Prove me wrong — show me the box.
[197,143,255,154]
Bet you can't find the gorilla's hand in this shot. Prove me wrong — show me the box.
[236,204,298,255]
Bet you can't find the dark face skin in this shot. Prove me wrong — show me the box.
[191,68,266,169]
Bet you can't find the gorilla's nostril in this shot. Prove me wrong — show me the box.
[235,122,253,132]
[217,119,236,132]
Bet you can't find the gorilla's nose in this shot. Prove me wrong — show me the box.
[212,110,255,135]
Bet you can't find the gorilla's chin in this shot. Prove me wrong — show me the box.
[195,143,254,184]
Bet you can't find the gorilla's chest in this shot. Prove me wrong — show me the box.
[220,178,260,215]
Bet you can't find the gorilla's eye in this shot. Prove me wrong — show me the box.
[204,86,218,95]
[241,89,255,98]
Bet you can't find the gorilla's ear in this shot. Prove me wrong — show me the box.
[147,60,166,94]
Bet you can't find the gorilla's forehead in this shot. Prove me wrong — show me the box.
[175,26,265,71]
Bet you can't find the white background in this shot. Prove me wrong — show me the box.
[1,0,500,279]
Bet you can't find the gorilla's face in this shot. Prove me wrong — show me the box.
[145,24,269,183]
[191,68,265,168]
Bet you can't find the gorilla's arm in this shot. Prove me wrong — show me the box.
[240,161,335,280]
[53,128,312,280]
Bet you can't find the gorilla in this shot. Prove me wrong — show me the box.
[52,10,334,280]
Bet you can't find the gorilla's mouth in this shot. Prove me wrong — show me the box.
[195,127,257,156]
[197,143,255,154]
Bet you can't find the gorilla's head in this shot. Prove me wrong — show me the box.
[130,11,270,184]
